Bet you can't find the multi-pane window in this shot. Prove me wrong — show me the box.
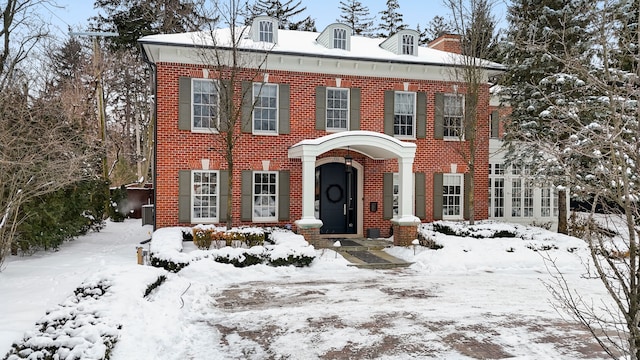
[259,20,274,43]
[492,178,504,217]
[253,171,277,221]
[524,180,534,217]
[489,164,505,218]
[402,34,415,55]
[541,186,551,217]
[326,88,349,130]
[443,174,463,218]
[334,28,347,50]
[512,178,522,217]
[192,79,218,130]
[253,83,278,133]
[443,94,464,138]
[392,174,400,216]
[192,171,218,221]
[394,92,415,137]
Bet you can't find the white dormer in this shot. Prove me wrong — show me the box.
[316,23,352,51]
[379,29,420,56]
[252,15,278,44]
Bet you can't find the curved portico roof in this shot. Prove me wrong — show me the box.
[288,131,416,160]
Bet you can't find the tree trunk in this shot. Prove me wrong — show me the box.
[557,189,567,234]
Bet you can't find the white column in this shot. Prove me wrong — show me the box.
[396,156,420,225]
[295,155,323,228]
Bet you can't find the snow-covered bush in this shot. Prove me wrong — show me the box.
[149,226,315,272]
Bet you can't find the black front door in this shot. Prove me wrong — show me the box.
[318,163,357,234]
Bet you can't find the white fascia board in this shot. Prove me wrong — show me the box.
[143,42,496,82]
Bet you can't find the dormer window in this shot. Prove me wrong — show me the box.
[317,23,352,51]
[259,20,274,43]
[252,16,278,44]
[334,28,347,50]
[402,34,415,55]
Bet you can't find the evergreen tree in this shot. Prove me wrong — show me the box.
[91,0,210,51]
[377,0,406,37]
[501,0,592,233]
[249,0,316,30]
[337,0,374,36]
[463,0,499,60]
[422,15,453,44]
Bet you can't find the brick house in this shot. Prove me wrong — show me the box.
[139,17,512,245]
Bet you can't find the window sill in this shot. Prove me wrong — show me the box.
[252,131,279,136]
[191,128,219,134]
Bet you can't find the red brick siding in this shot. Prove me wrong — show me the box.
[155,63,491,233]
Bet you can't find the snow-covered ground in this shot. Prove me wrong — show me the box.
[0,219,616,359]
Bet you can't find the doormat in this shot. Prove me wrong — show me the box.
[335,239,362,247]
[346,250,390,264]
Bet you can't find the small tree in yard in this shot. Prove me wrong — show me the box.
[194,0,273,229]
[443,0,501,225]
[503,0,640,357]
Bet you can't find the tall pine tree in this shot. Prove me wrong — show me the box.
[501,0,591,234]
[337,0,374,36]
[249,0,316,31]
[377,0,406,37]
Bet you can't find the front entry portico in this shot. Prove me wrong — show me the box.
[288,131,420,245]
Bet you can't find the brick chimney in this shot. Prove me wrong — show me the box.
[428,34,462,54]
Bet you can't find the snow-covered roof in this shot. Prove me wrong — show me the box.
[139,26,504,72]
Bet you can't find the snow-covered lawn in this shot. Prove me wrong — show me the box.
[0,219,615,359]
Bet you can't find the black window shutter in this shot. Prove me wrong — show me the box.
[349,88,361,130]
[433,173,443,220]
[415,172,426,219]
[278,171,290,220]
[434,93,444,139]
[491,110,500,138]
[178,170,191,223]
[178,77,191,130]
[383,91,394,136]
[315,86,326,130]
[241,170,253,221]
[279,84,290,134]
[241,81,253,133]
[219,170,229,222]
[416,92,426,138]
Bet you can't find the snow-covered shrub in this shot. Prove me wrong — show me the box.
[3,280,120,360]
[143,275,167,298]
[149,226,315,272]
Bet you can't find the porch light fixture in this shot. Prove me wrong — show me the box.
[344,147,353,172]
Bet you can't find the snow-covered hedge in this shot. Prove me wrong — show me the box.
[3,280,119,360]
[149,227,316,272]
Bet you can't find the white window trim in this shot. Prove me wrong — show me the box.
[191,78,219,133]
[443,93,464,141]
[392,173,415,218]
[252,170,278,222]
[191,170,219,223]
[326,87,350,132]
[442,173,464,220]
[259,20,274,43]
[333,27,347,50]
[252,82,279,135]
[401,34,415,55]
[393,91,417,140]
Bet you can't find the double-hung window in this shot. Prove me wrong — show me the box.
[443,94,464,138]
[326,88,349,131]
[334,28,347,50]
[192,79,219,131]
[252,83,278,134]
[259,20,274,43]
[443,174,463,218]
[192,170,218,222]
[402,34,415,55]
[253,171,277,221]
[394,92,415,138]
